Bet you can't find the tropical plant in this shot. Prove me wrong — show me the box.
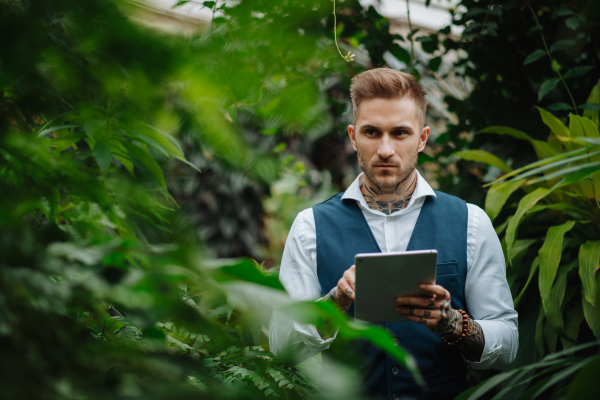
[452,80,600,398]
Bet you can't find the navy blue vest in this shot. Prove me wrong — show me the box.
[313,191,469,400]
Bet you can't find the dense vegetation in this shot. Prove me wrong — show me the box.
[2,0,600,399]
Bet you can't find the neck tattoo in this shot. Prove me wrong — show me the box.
[361,174,417,215]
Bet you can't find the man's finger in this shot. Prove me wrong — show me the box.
[396,306,439,318]
[396,296,437,308]
[338,280,355,300]
[403,314,431,327]
[419,284,448,298]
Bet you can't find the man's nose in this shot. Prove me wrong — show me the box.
[377,135,395,159]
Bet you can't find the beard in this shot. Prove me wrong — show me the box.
[356,145,419,192]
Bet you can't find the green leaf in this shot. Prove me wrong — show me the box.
[505,188,552,263]
[211,258,285,291]
[428,56,442,72]
[538,221,576,326]
[547,102,574,111]
[561,302,584,349]
[550,40,576,53]
[567,354,600,400]
[526,25,543,36]
[564,66,594,79]
[120,140,167,191]
[391,43,411,65]
[579,103,600,111]
[93,138,112,176]
[485,179,524,222]
[84,119,106,140]
[537,107,570,139]
[142,124,184,157]
[36,123,78,138]
[582,289,600,339]
[565,16,581,30]
[538,78,560,102]
[553,8,575,19]
[451,150,512,173]
[478,125,534,141]
[584,78,600,126]
[524,49,547,65]
[514,257,539,308]
[579,241,600,306]
[547,259,578,330]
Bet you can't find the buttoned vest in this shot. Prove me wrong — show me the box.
[313,191,469,400]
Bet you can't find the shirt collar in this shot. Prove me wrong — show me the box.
[341,170,436,216]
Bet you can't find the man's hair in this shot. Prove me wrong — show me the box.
[349,68,427,127]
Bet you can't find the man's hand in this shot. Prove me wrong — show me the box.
[322,265,355,311]
[395,284,462,338]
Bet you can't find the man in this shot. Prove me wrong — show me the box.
[269,68,518,400]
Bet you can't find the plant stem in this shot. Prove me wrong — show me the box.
[333,0,353,62]
[528,5,578,114]
[406,0,414,67]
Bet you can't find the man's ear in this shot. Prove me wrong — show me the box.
[348,125,358,151]
[418,126,430,153]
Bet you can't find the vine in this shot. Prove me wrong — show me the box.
[333,0,355,62]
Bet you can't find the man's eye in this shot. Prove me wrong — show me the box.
[394,130,408,136]
[365,129,377,135]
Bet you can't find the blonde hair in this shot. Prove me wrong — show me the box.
[350,68,427,127]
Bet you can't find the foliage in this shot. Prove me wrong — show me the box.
[0,0,426,399]
[453,64,600,400]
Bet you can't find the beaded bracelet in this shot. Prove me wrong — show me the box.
[440,309,471,346]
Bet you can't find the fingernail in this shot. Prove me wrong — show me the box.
[419,284,425,289]
[397,298,404,304]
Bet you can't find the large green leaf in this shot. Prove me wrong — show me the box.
[485,179,524,222]
[583,78,600,127]
[537,107,570,143]
[561,302,584,350]
[546,259,578,330]
[567,353,600,400]
[579,241,600,306]
[569,115,600,198]
[484,147,593,187]
[514,256,539,308]
[529,161,600,188]
[478,124,560,160]
[92,138,112,176]
[451,150,512,173]
[505,188,552,263]
[582,289,600,339]
[538,221,576,327]
[120,140,167,191]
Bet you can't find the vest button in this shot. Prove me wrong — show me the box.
[392,367,400,375]
[392,394,400,400]
[386,216,391,222]
[392,339,399,346]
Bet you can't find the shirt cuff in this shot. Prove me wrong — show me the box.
[466,319,502,369]
[293,321,338,349]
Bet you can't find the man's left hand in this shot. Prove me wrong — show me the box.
[395,284,462,338]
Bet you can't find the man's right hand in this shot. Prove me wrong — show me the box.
[324,264,356,311]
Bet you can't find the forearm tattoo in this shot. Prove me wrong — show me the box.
[362,175,416,215]
[432,290,485,362]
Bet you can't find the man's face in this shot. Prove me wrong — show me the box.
[348,97,430,189]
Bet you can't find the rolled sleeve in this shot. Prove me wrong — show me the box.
[465,204,519,369]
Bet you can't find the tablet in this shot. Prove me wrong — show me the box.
[354,250,437,323]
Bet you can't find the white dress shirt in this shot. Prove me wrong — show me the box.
[269,171,518,370]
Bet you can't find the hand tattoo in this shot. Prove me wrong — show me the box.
[409,306,415,316]
[427,299,435,307]
[345,288,354,297]
[361,175,417,215]
[424,310,430,317]
[430,289,485,362]
[418,319,427,325]
[322,287,350,311]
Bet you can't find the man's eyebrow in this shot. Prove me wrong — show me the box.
[359,124,414,131]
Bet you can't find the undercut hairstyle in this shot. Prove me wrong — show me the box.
[349,68,427,127]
